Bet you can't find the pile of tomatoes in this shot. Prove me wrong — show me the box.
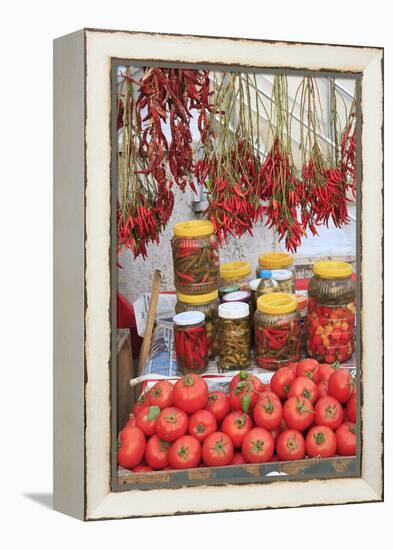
[118,359,357,472]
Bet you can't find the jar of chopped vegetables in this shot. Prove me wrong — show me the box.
[172,220,219,295]
[175,290,220,358]
[219,261,252,290]
[217,302,250,371]
[256,252,294,280]
[306,261,355,363]
[173,311,209,375]
[255,293,301,371]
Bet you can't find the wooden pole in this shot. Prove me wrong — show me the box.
[137,269,162,378]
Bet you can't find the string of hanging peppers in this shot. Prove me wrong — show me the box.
[117,67,213,258]
[117,67,357,258]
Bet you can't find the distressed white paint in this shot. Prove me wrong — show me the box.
[84,29,383,520]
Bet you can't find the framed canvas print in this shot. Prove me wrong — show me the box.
[53,29,383,521]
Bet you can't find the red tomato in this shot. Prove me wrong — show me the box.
[319,363,338,383]
[229,374,262,412]
[286,362,298,374]
[135,405,160,436]
[125,415,137,428]
[317,380,329,399]
[336,422,356,456]
[270,367,296,400]
[188,409,217,442]
[314,396,344,430]
[283,396,314,431]
[133,394,148,417]
[155,407,188,442]
[222,411,253,448]
[229,372,263,392]
[205,390,230,422]
[276,429,305,461]
[145,434,171,469]
[328,369,355,403]
[147,380,174,409]
[168,435,201,469]
[253,394,283,430]
[132,465,153,472]
[202,432,234,466]
[173,374,208,414]
[261,383,271,392]
[117,426,146,469]
[231,452,246,465]
[241,427,274,463]
[296,358,321,382]
[346,393,356,422]
[288,377,318,404]
[306,426,336,458]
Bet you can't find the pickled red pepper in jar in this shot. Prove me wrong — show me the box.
[306,261,355,363]
[254,293,301,371]
[175,290,220,358]
[172,221,219,295]
[173,311,209,375]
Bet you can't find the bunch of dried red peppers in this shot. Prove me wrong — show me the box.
[117,68,357,258]
[117,67,213,258]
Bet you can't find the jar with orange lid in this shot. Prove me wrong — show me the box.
[306,261,355,363]
[172,220,220,295]
[256,252,295,282]
[254,293,301,371]
[219,261,252,290]
[175,290,220,358]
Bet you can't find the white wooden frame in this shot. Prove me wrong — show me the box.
[53,29,383,521]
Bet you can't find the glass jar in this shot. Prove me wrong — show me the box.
[271,269,295,294]
[175,290,220,358]
[221,290,251,305]
[296,293,308,353]
[219,284,241,301]
[256,252,294,281]
[173,311,209,375]
[217,302,250,371]
[219,261,252,290]
[306,261,355,363]
[254,270,280,300]
[172,220,219,295]
[254,293,301,371]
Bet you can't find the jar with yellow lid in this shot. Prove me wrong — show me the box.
[306,261,355,363]
[256,252,294,280]
[172,220,219,295]
[175,290,220,358]
[220,261,252,290]
[254,293,301,371]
